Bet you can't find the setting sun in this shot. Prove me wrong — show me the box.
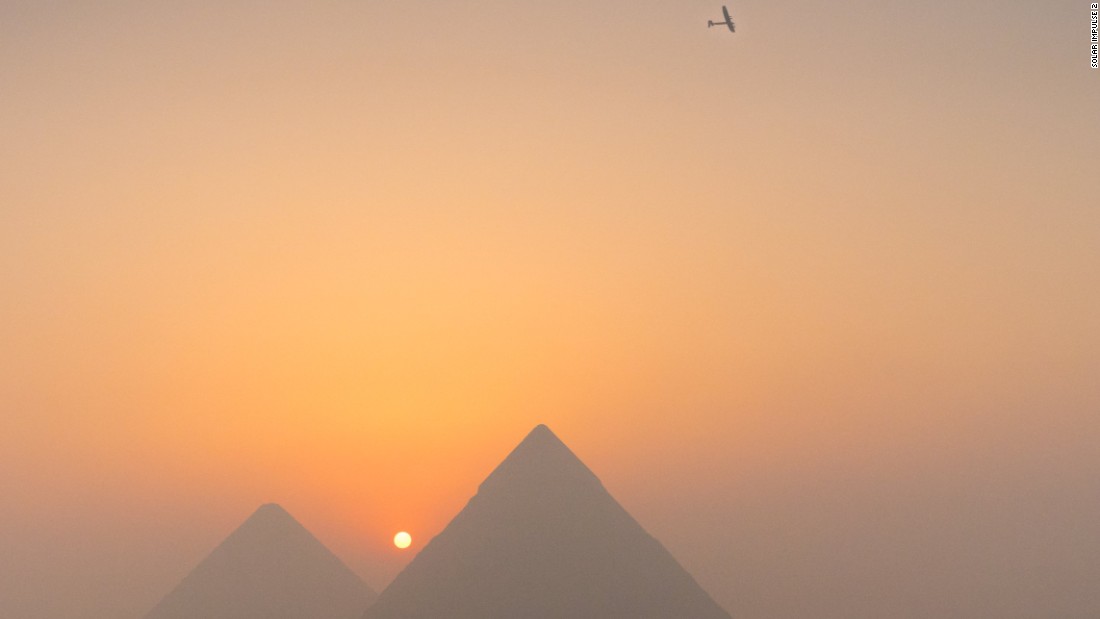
[393,531,412,550]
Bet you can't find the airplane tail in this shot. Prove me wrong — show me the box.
[707,20,714,27]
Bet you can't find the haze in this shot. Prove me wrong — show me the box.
[1,1,1097,618]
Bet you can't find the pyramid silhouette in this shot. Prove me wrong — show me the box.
[145,503,376,619]
[364,425,731,619]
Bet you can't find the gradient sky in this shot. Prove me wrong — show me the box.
[1,1,1098,618]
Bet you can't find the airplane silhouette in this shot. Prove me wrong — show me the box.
[708,5,735,32]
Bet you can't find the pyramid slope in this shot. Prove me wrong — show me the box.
[365,425,731,619]
[146,503,376,619]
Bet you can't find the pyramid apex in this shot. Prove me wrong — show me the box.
[473,424,599,503]
[523,423,558,442]
[247,502,294,523]
[506,424,572,459]
[510,423,578,459]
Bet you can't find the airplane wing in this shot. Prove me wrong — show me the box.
[722,6,735,32]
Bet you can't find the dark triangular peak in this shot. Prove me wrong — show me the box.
[219,503,307,548]
[146,503,375,619]
[365,425,730,619]
[476,423,601,496]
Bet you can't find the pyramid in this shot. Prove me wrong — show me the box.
[145,503,376,619]
[364,425,731,619]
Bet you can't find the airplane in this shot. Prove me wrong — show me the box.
[708,5,735,32]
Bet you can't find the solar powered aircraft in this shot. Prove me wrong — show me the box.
[708,5,735,32]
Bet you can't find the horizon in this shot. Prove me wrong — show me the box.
[2,1,1098,618]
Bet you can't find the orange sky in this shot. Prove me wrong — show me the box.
[1,2,1098,618]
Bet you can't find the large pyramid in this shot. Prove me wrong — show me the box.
[145,503,376,619]
[364,425,730,619]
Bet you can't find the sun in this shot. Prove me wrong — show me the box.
[393,531,412,549]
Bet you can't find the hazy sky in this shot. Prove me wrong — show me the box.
[1,1,1097,618]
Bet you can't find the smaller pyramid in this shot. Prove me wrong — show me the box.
[145,503,376,619]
